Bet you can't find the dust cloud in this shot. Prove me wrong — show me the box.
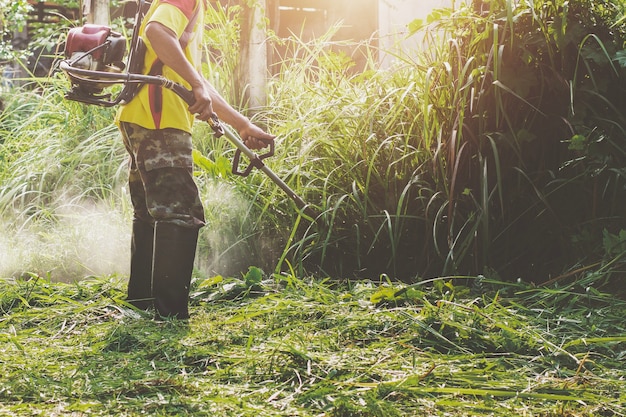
[0,199,131,282]
[0,180,269,282]
[196,180,251,278]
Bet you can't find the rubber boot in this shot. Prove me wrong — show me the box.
[126,219,154,311]
[151,221,199,320]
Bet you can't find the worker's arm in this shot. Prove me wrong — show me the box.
[145,21,274,148]
[144,21,212,119]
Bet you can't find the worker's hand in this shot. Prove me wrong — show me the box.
[239,122,276,150]
[188,82,215,122]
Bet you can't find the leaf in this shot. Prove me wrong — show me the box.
[192,149,215,173]
[568,134,587,151]
[613,49,626,68]
[407,18,424,37]
[602,229,626,256]
[198,275,224,288]
[192,150,231,178]
[370,286,397,304]
[517,128,536,143]
[244,266,263,287]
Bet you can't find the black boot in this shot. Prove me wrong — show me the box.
[152,222,199,320]
[127,219,154,311]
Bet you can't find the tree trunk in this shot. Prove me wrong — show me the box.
[85,0,110,25]
[236,0,268,111]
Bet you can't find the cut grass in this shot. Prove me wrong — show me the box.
[1,274,624,416]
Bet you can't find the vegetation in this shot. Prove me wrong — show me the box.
[0,0,624,415]
[199,0,626,283]
[254,0,626,281]
[1,273,624,416]
[0,0,31,60]
[1,0,625,282]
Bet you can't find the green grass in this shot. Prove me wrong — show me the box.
[1,3,624,414]
[1,273,624,416]
[2,0,625,283]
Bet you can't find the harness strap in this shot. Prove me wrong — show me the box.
[146,1,202,127]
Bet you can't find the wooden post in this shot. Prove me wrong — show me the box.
[85,0,110,25]
[236,0,268,111]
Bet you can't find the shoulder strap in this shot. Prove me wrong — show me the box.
[149,0,201,75]
[180,0,202,49]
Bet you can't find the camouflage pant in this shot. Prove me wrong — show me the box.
[119,122,205,228]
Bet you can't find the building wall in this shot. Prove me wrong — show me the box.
[269,0,452,69]
[268,0,379,72]
[378,0,453,67]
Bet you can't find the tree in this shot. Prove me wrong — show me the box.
[85,0,110,25]
[235,0,269,110]
[0,0,30,61]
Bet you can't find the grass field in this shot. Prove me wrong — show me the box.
[1,1,625,414]
[1,273,624,416]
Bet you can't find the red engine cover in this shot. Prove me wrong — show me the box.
[65,24,111,60]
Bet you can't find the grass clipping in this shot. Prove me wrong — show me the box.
[0,272,624,416]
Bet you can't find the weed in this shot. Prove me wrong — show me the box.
[0,274,624,416]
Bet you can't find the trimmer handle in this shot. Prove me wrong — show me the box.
[232,139,274,177]
[207,113,225,137]
[207,114,274,177]
[176,86,274,177]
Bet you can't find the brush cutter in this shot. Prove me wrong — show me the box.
[58,1,316,220]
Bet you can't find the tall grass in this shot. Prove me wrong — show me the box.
[0,75,131,279]
[1,0,624,284]
[226,0,626,283]
[0,91,124,215]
